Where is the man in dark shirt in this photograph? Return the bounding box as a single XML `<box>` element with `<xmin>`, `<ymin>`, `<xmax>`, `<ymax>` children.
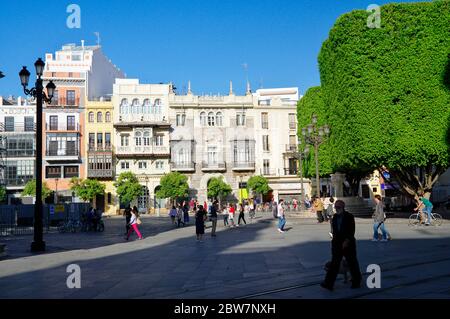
<box><xmin>210</xmin><ymin>201</ymin><xmax>218</xmax><ymax>237</ymax></box>
<box><xmin>321</xmin><ymin>200</ymin><xmax>362</xmax><ymax>291</ymax></box>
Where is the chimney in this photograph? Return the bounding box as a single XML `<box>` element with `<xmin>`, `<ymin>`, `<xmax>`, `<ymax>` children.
<box><xmin>17</xmin><ymin>96</ymin><xmax>22</xmax><ymax>106</ymax></box>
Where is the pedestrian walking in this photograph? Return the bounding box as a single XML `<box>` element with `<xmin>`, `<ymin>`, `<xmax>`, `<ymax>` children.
<box><xmin>123</xmin><ymin>205</ymin><xmax>132</xmax><ymax>235</ymax></box>
<box><xmin>293</xmin><ymin>198</ymin><xmax>298</xmax><ymax>211</ymax></box>
<box><xmin>326</xmin><ymin>197</ymin><xmax>336</xmax><ymax>238</ymax></box>
<box><xmin>126</xmin><ymin>206</ymin><xmax>143</xmax><ymax>240</ymax></box>
<box><xmin>210</xmin><ymin>200</ymin><xmax>218</xmax><ymax>237</ymax></box>
<box><xmin>176</xmin><ymin>204</ymin><xmax>185</xmax><ymax>228</ymax></box>
<box><xmin>321</xmin><ymin>200</ymin><xmax>362</xmax><ymax>291</ymax></box>
<box><xmin>223</xmin><ymin>205</ymin><xmax>229</xmax><ymax>226</ymax></box>
<box><xmin>228</xmin><ymin>203</ymin><xmax>236</xmax><ymax>227</ymax></box>
<box><xmin>313</xmin><ymin>196</ymin><xmax>325</xmax><ymax>223</ymax></box>
<box><xmin>183</xmin><ymin>201</ymin><xmax>190</xmax><ymax>224</ymax></box>
<box><xmin>169</xmin><ymin>205</ymin><xmax>177</xmax><ymax>225</ymax></box>
<box><xmin>372</xmin><ymin>195</ymin><xmax>390</xmax><ymax>241</ymax></box>
<box><xmin>277</xmin><ymin>199</ymin><xmax>286</xmax><ymax>233</ymax></box>
<box><xmin>195</xmin><ymin>205</ymin><xmax>207</xmax><ymax>242</ymax></box>
<box><xmin>238</xmin><ymin>203</ymin><xmax>247</xmax><ymax>225</ymax></box>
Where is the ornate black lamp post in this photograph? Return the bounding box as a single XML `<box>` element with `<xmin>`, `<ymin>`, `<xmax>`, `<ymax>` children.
<box><xmin>19</xmin><ymin>58</ymin><xmax>56</xmax><ymax>252</ymax></box>
<box><xmin>292</xmin><ymin>137</ymin><xmax>310</xmax><ymax>211</ymax></box>
<box><xmin>301</xmin><ymin>114</ymin><xmax>330</xmax><ymax>198</ymax></box>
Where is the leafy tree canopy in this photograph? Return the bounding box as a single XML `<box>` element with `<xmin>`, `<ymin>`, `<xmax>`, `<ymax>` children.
<box><xmin>156</xmin><ymin>172</ymin><xmax>189</xmax><ymax>201</ymax></box>
<box><xmin>247</xmin><ymin>175</ymin><xmax>271</xmax><ymax>196</ymax></box>
<box><xmin>114</xmin><ymin>172</ymin><xmax>143</xmax><ymax>205</ymax></box>
<box><xmin>21</xmin><ymin>179</ymin><xmax>52</xmax><ymax>200</ymax></box>
<box><xmin>70</xmin><ymin>178</ymin><xmax>105</xmax><ymax>202</ymax></box>
<box><xmin>317</xmin><ymin>0</ymin><xmax>450</xmax><ymax>196</ymax></box>
<box><xmin>207</xmin><ymin>177</ymin><xmax>232</xmax><ymax>200</ymax></box>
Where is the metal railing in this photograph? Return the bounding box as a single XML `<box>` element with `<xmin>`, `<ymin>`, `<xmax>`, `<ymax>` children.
<box><xmin>201</xmin><ymin>161</ymin><xmax>226</xmax><ymax>170</ymax></box>
<box><xmin>232</xmin><ymin>161</ymin><xmax>256</xmax><ymax>170</ymax></box>
<box><xmin>116</xmin><ymin>145</ymin><xmax>169</xmax><ymax>155</ymax></box>
<box><xmin>48</xmin><ymin>97</ymin><xmax>80</xmax><ymax>107</ymax></box>
<box><xmin>170</xmin><ymin>162</ymin><xmax>195</xmax><ymax>171</ymax></box>
<box><xmin>5</xmin><ymin>176</ymin><xmax>34</xmax><ymax>187</ymax></box>
<box><xmin>46</xmin><ymin>123</ymin><xmax>81</xmax><ymax>131</ymax></box>
<box><xmin>0</xmin><ymin>122</ymin><xmax>36</xmax><ymax>132</ymax></box>
<box><xmin>285</xmin><ymin>144</ymin><xmax>298</xmax><ymax>152</ymax></box>
<box><xmin>45</xmin><ymin>149</ymin><xmax>80</xmax><ymax>157</ymax></box>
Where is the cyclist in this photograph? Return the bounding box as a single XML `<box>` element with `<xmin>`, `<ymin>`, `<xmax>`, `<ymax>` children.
<box><xmin>414</xmin><ymin>194</ymin><xmax>433</xmax><ymax>226</ymax></box>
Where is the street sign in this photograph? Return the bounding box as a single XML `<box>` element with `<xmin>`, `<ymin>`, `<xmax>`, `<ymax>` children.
<box><xmin>55</xmin><ymin>205</ymin><xmax>65</xmax><ymax>213</ymax></box>
<box><xmin>382</xmin><ymin>171</ymin><xmax>390</xmax><ymax>179</ymax></box>
<box><xmin>239</xmin><ymin>182</ymin><xmax>247</xmax><ymax>189</ymax></box>
<box><xmin>49</xmin><ymin>205</ymin><xmax>55</xmax><ymax>215</ymax></box>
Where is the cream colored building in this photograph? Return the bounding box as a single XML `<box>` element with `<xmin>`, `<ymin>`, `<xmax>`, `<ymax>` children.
<box><xmin>112</xmin><ymin>79</ymin><xmax>171</xmax><ymax>213</ymax></box>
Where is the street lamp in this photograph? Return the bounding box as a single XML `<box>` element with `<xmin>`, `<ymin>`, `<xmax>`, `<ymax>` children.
<box><xmin>292</xmin><ymin>137</ymin><xmax>309</xmax><ymax>211</ymax></box>
<box><xmin>301</xmin><ymin>113</ymin><xmax>330</xmax><ymax>198</ymax></box>
<box><xmin>19</xmin><ymin>58</ymin><xmax>56</xmax><ymax>252</ymax></box>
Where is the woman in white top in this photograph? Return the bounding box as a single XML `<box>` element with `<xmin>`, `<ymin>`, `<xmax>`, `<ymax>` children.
<box><xmin>126</xmin><ymin>206</ymin><xmax>143</xmax><ymax>240</ymax></box>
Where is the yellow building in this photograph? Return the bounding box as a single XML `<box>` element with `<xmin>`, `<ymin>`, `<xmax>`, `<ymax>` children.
<box><xmin>85</xmin><ymin>98</ymin><xmax>119</xmax><ymax>215</ymax></box>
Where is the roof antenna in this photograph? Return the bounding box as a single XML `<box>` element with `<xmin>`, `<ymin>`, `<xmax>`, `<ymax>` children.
<box><xmin>94</xmin><ymin>32</ymin><xmax>101</xmax><ymax>46</ymax></box>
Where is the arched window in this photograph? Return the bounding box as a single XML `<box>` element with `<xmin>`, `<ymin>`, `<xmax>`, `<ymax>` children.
<box><xmin>135</xmin><ymin>131</ymin><xmax>142</xmax><ymax>146</ymax></box>
<box><xmin>200</xmin><ymin>112</ymin><xmax>206</xmax><ymax>126</ymax></box>
<box><xmin>143</xmin><ymin>131</ymin><xmax>150</xmax><ymax>146</ymax></box>
<box><xmin>105</xmin><ymin>112</ymin><xmax>111</xmax><ymax>122</ymax></box>
<box><xmin>208</xmin><ymin>112</ymin><xmax>215</xmax><ymax>126</ymax></box>
<box><xmin>154</xmin><ymin>99</ymin><xmax>161</xmax><ymax>114</ymax></box>
<box><xmin>120</xmin><ymin>98</ymin><xmax>128</xmax><ymax>114</ymax></box>
<box><xmin>97</xmin><ymin>112</ymin><xmax>102</xmax><ymax>123</ymax></box>
<box><xmin>143</xmin><ymin>99</ymin><xmax>150</xmax><ymax>114</ymax></box>
<box><xmin>132</xmin><ymin>99</ymin><xmax>139</xmax><ymax>114</ymax></box>
<box><xmin>88</xmin><ymin>112</ymin><xmax>94</xmax><ymax>123</ymax></box>
<box><xmin>216</xmin><ymin>112</ymin><xmax>223</xmax><ymax>126</ymax></box>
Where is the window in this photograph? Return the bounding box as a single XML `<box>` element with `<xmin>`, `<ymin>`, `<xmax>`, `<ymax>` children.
<box><xmin>66</xmin><ymin>90</ymin><xmax>76</xmax><ymax>105</ymax></box>
<box><xmin>4</xmin><ymin>117</ymin><xmax>14</xmax><ymax>132</ymax></box>
<box><xmin>207</xmin><ymin>146</ymin><xmax>218</xmax><ymax>164</ymax></box>
<box><xmin>236</xmin><ymin>113</ymin><xmax>246</xmax><ymax>126</ymax></box>
<box><xmin>263</xmin><ymin>135</ymin><xmax>269</xmax><ymax>151</ymax></box>
<box><xmin>143</xmin><ymin>99</ymin><xmax>150</xmax><ymax>114</ymax></box>
<box><xmin>132</xmin><ymin>99</ymin><xmax>140</xmax><ymax>114</ymax></box>
<box><xmin>107</xmin><ymin>193</ymin><xmax>112</xmax><ymax>204</ymax></box>
<box><xmin>89</xmin><ymin>133</ymin><xmax>95</xmax><ymax>150</ymax></box>
<box><xmin>121</xmin><ymin>161</ymin><xmax>130</xmax><ymax>169</ymax></box>
<box><xmin>49</xmin><ymin>116</ymin><xmax>58</xmax><ymax>130</ymax></box>
<box><xmin>68</xmin><ymin>72</ymin><xmax>73</xmax><ymax>77</ymax></box>
<box><xmin>200</xmin><ymin>112</ymin><xmax>206</xmax><ymax>126</ymax></box>
<box><xmin>67</xmin><ymin>116</ymin><xmax>76</xmax><ymax>130</ymax></box>
<box><xmin>138</xmin><ymin>161</ymin><xmax>147</xmax><ymax>169</ymax></box>
<box><xmin>97</xmin><ymin>112</ymin><xmax>103</xmax><ymax>123</ymax></box>
<box><xmin>154</xmin><ymin>99</ymin><xmax>161</xmax><ymax>113</ymax></box>
<box><xmin>135</xmin><ymin>131</ymin><xmax>142</xmax><ymax>146</ymax></box>
<box><xmin>208</xmin><ymin>112</ymin><xmax>215</xmax><ymax>126</ymax></box>
<box><xmin>121</xmin><ymin>134</ymin><xmax>129</xmax><ymax>147</ymax></box>
<box><xmin>143</xmin><ymin>131</ymin><xmax>150</xmax><ymax>146</ymax></box>
<box><xmin>88</xmin><ymin>112</ymin><xmax>94</xmax><ymax>123</ymax></box>
<box><xmin>51</xmin><ymin>90</ymin><xmax>59</xmax><ymax>105</ymax></box>
<box><xmin>216</xmin><ymin>112</ymin><xmax>223</xmax><ymax>126</ymax></box>
<box><xmin>105</xmin><ymin>112</ymin><xmax>111</xmax><ymax>122</ymax></box>
<box><xmin>24</xmin><ymin>117</ymin><xmax>34</xmax><ymax>132</ymax></box>
<box><xmin>233</xmin><ymin>139</ymin><xmax>254</xmax><ymax>164</ymax></box>
<box><xmin>97</xmin><ymin>133</ymin><xmax>103</xmax><ymax>149</ymax></box>
<box><xmin>261</xmin><ymin>112</ymin><xmax>269</xmax><ymax>129</ymax></box>
<box><xmin>105</xmin><ymin>133</ymin><xmax>111</xmax><ymax>149</ymax></box>
<box><xmin>120</xmin><ymin>99</ymin><xmax>128</xmax><ymax>114</ymax></box>
<box><xmin>46</xmin><ymin>166</ymin><xmax>61</xmax><ymax>178</ymax></box>
<box><xmin>64</xmin><ymin>166</ymin><xmax>79</xmax><ymax>178</ymax></box>
<box><xmin>289</xmin><ymin>135</ymin><xmax>297</xmax><ymax>150</ymax></box>
<box><xmin>176</xmin><ymin>114</ymin><xmax>186</xmax><ymax>126</ymax></box>
<box><xmin>155</xmin><ymin>135</ymin><xmax>163</xmax><ymax>146</ymax></box>
<box><xmin>66</xmin><ymin>140</ymin><xmax>76</xmax><ymax>155</ymax></box>
<box><xmin>289</xmin><ymin>113</ymin><xmax>296</xmax><ymax>129</ymax></box>
<box><xmin>176</xmin><ymin>148</ymin><xmax>189</xmax><ymax>164</ymax></box>
<box><xmin>263</xmin><ymin>159</ymin><xmax>270</xmax><ymax>175</ymax></box>
<box><xmin>156</xmin><ymin>161</ymin><xmax>164</xmax><ymax>169</ymax></box>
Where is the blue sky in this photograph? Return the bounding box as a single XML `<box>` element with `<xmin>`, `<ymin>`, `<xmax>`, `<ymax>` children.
<box><xmin>0</xmin><ymin>0</ymin><xmax>421</xmax><ymax>97</ymax></box>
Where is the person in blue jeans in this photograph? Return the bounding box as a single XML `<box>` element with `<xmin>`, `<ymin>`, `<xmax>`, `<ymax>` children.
<box><xmin>372</xmin><ymin>195</ymin><xmax>390</xmax><ymax>241</ymax></box>
<box><xmin>415</xmin><ymin>194</ymin><xmax>433</xmax><ymax>225</ymax></box>
<box><xmin>277</xmin><ymin>199</ymin><xmax>286</xmax><ymax>233</ymax></box>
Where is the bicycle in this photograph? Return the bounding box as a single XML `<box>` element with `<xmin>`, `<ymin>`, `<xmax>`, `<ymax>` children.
<box><xmin>58</xmin><ymin>219</ymin><xmax>82</xmax><ymax>233</ymax></box>
<box><xmin>408</xmin><ymin>209</ymin><xmax>442</xmax><ymax>227</ymax></box>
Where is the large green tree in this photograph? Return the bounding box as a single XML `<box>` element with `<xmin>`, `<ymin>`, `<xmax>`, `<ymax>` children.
<box><xmin>207</xmin><ymin>177</ymin><xmax>232</xmax><ymax>204</ymax></box>
<box><xmin>156</xmin><ymin>172</ymin><xmax>189</xmax><ymax>205</ymax></box>
<box><xmin>317</xmin><ymin>0</ymin><xmax>450</xmax><ymax>197</ymax></box>
<box><xmin>247</xmin><ymin>176</ymin><xmax>271</xmax><ymax>199</ymax></box>
<box><xmin>22</xmin><ymin>179</ymin><xmax>52</xmax><ymax>201</ymax></box>
<box><xmin>70</xmin><ymin>178</ymin><xmax>105</xmax><ymax>206</ymax></box>
<box><xmin>114</xmin><ymin>172</ymin><xmax>143</xmax><ymax>205</ymax></box>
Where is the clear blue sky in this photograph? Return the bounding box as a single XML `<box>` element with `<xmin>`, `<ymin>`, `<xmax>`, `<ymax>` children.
<box><xmin>0</xmin><ymin>0</ymin><xmax>421</xmax><ymax>97</ymax></box>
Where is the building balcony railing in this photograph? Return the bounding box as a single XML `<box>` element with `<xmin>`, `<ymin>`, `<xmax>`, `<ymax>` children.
<box><xmin>45</xmin><ymin>149</ymin><xmax>80</xmax><ymax>159</ymax></box>
<box><xmin>0</xmin><ymin>122</ymin><xmax>36</xmax><ymax>133</ymax></box>
<box><xmin>46</xmin><ymin>123</ymin><xmax>81</xmax><ymax>132</ymax></box>
<box><xmin>5</xmin><ymin>176</ymin><xmax>34</xmax><ymax>187</ymax></box>
<box><xmin>87</xmin><ymin>169</ymin><xmax>114</xmax><ymax>178</ymax></box>
<box><xmin>116</xmin><ymin>145</ymin><xmax>170</xmax><ymax>156</ymax></box>
<box><xmin>201</xmin><ymin>161</ymin><xmax>226</xmax><ymax>171</ymax></box>
<box><xmin>260</xmin><ymin>168</ymin><xmax>300</xmax><ymax>177</ymax></box>
<box><xmin>170</xmin><ymin>162</ymin><xmax>196</xmax><ymax>172</ymax></box>
<box><xmin>232</xmin><ymin>161</ymin><xmax>256</xmax><ymax>171</ymax></box>
<box><xmin>6</xmin><ymin>150</ymin><xmax>36</xmax><ymax>157</ymax></box>
<box><xmin>48</xmin><ymin>97</ymin><xmax>80</xmax><ymax>108</ymax></box>
<box><xmin>284</xmin><ymin>168</ymin><xmax>298</xmax><ymax>176</ymax></box>
<box><xmin>88</xmin><ymin>145</ymin><xmax>112</xmax><ymax>152</ymax></box>
<box><xmin>285</xmin><ymin>144</ymin><xmax>298</xmax><ymax>152</ymax></box>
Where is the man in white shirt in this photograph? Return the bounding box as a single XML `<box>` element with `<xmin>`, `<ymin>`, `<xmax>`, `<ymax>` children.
<box><xmin>277</xmin><ymin>199</ymin><xmax>286</xmax><ymax>233</ymax></box>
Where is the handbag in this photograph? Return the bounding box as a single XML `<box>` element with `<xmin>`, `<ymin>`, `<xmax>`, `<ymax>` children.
<box><xmin>137</xmin><ymin>218</ymin><xmax>142</xmax><ymax>225</ymax></box>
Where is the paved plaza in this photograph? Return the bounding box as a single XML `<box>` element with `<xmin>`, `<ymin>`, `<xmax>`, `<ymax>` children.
<box><xmin>1</xmin><ymin>212</ymin><xmax>450</xmax><ymax>299</ymax></box>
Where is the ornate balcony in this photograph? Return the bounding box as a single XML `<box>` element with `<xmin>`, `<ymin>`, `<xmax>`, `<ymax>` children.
<box><xmin>201</xmin><ymin>161</ymin><xmax>226</xmax><ymax>172</ymax></box>
<box><xmin>170</xmin><ymin>162</ymin><xmax>196</xmax><ymax>172</ymax></box>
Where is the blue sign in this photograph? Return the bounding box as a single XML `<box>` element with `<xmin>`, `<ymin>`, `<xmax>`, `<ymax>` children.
<box><xmin>382</xmin><ymin>172</ymin><xmax>390</xmax><ymax>179</ymax></box>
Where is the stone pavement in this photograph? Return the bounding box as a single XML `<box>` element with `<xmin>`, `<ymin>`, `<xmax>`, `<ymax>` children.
<box><xmin>0</xmin><ymin>212</ymin><xmax>450</xmax><ymax>299</ymax></box>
